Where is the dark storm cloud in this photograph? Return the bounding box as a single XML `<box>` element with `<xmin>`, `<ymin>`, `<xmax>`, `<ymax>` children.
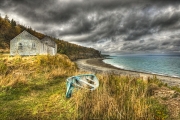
<box><xmin>57</xmin><ymin>16</ymin><xmax>95</xmax><ymax>36</ymax></box>
<box><xmin>1</xmin><ymin>0</ymin><xmax>180</xmax><ymax>54</ymax></box>
<box><xmin>173</xmin><ymin>40</ymin><xmax>180</xmax><ymax>46</ymax></box>
<box><xmin>162</xmin><ymin>42</ymin><xmax>170</xmax><ymax>46</ymax></box>
<box><xmin>139</xmin><ymin>40</ymin><xmax>144</xmax><ymax>43</ymax></box>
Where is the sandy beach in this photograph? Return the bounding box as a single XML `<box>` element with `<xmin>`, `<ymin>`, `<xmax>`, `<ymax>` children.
<box><xmin>75</xmin><ymin>58</ymin><xmax>180</xmax><ymax>87</ymax></box>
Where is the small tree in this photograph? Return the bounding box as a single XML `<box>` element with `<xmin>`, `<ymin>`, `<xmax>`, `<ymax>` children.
<box><xmin>4</xmin><ymin>15</ymin><xmax>10</xmax><ymax>23</ymax></box>
<box><xmin>11</xmin><ymin>19</ymin><xmax>16</xmax><ymax>27</ymax></box>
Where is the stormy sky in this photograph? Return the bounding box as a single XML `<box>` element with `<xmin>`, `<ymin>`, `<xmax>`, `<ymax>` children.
<box><xmin>1</xmin><ymin>0</ymin><xmax>180</xmax><ymax>55</ymax></box>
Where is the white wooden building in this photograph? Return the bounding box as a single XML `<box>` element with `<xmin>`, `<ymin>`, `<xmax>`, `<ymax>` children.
<box><xmin>10</xmin><ymin>30</ymin><xmax>57</xmax><ymax>56</ymax></box>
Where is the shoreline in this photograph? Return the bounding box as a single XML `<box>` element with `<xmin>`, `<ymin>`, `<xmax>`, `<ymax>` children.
<box><xmin>75</xmin><ymin>58</ymin><xmax>180</xmax><ymax>87</ymax></box>
<box><xmin>87</xmin><ymin>58</ymin><xmax>180</xmax><ymax>79</ymax></box>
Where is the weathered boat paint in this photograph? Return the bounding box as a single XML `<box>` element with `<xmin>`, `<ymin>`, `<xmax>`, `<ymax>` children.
<box><xmin>66</xmin><ymin>74</ymin><xmax>99</xmax><ymax>98</ymax></box>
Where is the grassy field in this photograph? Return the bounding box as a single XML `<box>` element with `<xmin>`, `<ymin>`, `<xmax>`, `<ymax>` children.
<box><xmin>0</xmin><ymin>54</ymin><xmax>179</xmax><ymax>119</ymax></box>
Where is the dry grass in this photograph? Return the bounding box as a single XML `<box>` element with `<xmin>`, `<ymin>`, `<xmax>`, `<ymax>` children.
<box><xmin>0</xmin><ymin>54</ymin><xmax>76</xmax><ymax>87</ymax></box>
<box><xmin>70</xmin><ymin>75</ymin><xmax>169</xmax><ymax>120</ymax></box>
<box><xmin>0</xmin><ymin>54</ymin><xmax>171</xmax><ymax>119</ymax></box>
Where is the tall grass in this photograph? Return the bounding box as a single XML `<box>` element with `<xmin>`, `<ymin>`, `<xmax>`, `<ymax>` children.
<box><xmin>71</xmin><ymin>75</ymin><xmax>169</xmax><ymax>120</ymax></box>
<box><xmin>0</xmin><ymin>54</ymin><xmax>169</xmax><ymax>119</ymax></box>
<box><xmin>0</xmin><ymin>54</ymin><xmax>76</xmax><ymax>87</ymax></box>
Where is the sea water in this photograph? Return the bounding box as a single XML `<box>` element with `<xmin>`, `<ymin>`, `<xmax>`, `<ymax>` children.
<box><xmin>103</xmin><ymin>55</ymin><xmax>180</xmax><ymax>78</ymax></box>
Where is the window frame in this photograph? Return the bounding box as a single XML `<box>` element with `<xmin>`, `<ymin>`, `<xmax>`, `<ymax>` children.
<box><xmin>32</xmin><ymin>43</ymin><xmax>36</xmax><ymax>50</ymax></box>
<box><xmin>18</xmin><ymin>43</ymin><xmax>23</xmax><ymax>50</ymax></box>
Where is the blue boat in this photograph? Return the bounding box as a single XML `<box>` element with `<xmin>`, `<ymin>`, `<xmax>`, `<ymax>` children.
<box><xmin>66</xmin><ymin>74</ymin><xmax>99</xmax><ymax>98</ymax></box>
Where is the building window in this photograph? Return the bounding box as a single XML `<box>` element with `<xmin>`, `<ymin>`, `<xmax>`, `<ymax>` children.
<box><xmin>18</xmin><ymin>43</ymin><xmax>23</xmax><ymax>50</ymax></box>
<box><xmin>32</xmin><ymin>43</ymin><xmax>36</xmax><ymax>49</ymax></box>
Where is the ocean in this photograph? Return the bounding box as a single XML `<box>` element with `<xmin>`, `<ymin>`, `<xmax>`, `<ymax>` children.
<box><xmin>103</xmin><ymin>55</ymin><xmax>180</xmax><ymax>78</ymax></box>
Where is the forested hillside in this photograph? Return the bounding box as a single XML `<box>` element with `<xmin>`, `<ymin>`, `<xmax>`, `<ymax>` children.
<box><xmin>0</xmin><ymin>15</ymin><xmax>101</xmax><ymax>60</ymax></box>
<box><xmin>55</xmin><ymin>39</ymin><xmax>101</xmax><ymax>60</ymax></box>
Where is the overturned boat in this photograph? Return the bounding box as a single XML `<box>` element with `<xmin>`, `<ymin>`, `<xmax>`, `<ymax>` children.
<box><xmin>66</xmin><ymin>74</ymin><xmax>99</xmax><ymax>98</ymax></box>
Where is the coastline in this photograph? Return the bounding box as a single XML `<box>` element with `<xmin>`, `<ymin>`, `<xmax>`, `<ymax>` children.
<box><xmin>75</xmin><ymin>58</ymin><xmax>180</xmax><ymax>87</ymax></box>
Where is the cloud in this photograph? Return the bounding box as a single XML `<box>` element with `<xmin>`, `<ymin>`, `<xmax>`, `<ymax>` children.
<box><xmin>1</xmin><ymin>0</ymin><xmax>180</xmax><ymax>54</ymax></box>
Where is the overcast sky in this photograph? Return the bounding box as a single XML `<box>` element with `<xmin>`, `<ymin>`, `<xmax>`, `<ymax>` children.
<box><xmin>1</xmin><ymin>0</ymin><xmax>180</xmax><ymax>55</ymax></box>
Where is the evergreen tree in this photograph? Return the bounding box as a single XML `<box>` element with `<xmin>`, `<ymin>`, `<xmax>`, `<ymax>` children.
<box><xmin>11</xmin><ymin>19</ymin><xmax>16</xmax><ymax>27</ymax></box>
<box><xmin>4</xmin><ymin>15</ymin><xmax>10</xmax><ymax>22</ymax></box>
